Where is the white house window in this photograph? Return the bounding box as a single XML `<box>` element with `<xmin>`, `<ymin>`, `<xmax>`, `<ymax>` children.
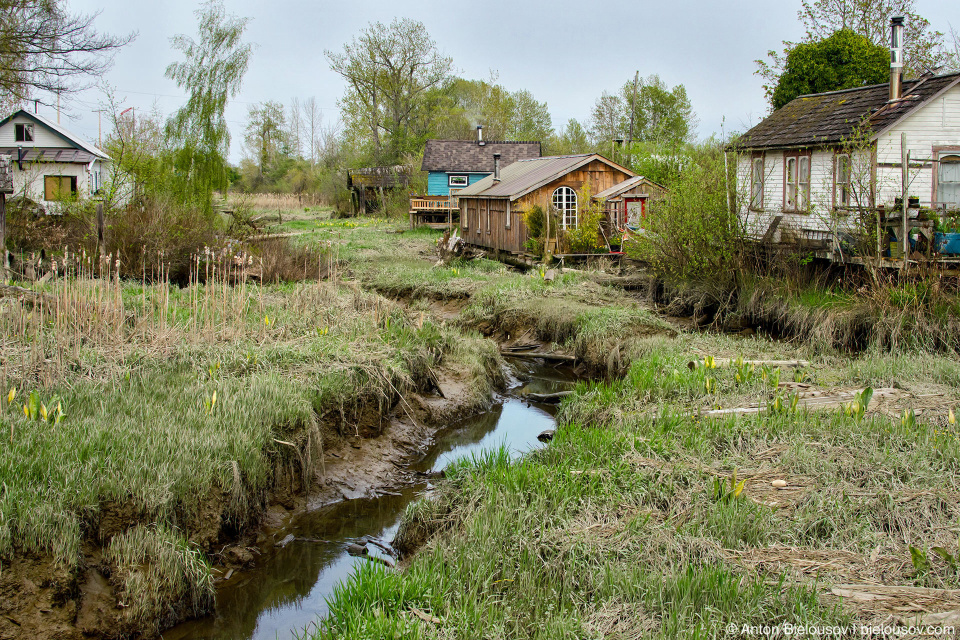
<box><xmin>15</xmin><ymin>123</ymin><xmax>34</xmax><ymax>142</ymax></box>
<box><xmin>553</xmin><ymin>186</ymin><xmax>577</xmax><ymax>229</ymax></box>
<box><xmin>784</xmin><ymin>153</ymin><xmax>810</xmax><ymax>212</ymax></box>
<box><xmin>750</xmin><ymin>156</ymin><xmax>764</xmax><ymax>210</ymax></box>
<box><xmin>939</xmin><ymin>155</ymin><xmax>960</xmax><ymax>208</ymax></box>
<box><xmin>836</xmin><ymin>154</ymin><xmax>851</xmax><ymax>208</ymax></box>
<box><xmin>44</xmin><ymin>175</ymin><xmax>77</xmax><ymax>201</ymax></box>
<box><xmin>448</xmin><ymin>175</ymin><xmax>468</xmax><ymax>187</ymax></box>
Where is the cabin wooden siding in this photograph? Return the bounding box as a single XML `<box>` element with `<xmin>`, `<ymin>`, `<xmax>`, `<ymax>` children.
<box><xmin>513</xmin><ymin>159</ymin><xmax>633</xmax><ymax>212</ymax></box>
<box><xmin>459</xmin><ymin>197</ymin><xmax>527</xmax><ymax>253</ymax></box>
<box><xmin>458</xmin><ymin>159</ymin><xmax>633</xmax><ymax>254</ymax></box>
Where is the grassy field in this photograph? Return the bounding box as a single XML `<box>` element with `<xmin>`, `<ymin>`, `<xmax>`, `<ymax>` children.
<box><xmin>313</xmin><ymin>330</ymin><xmax>960</xmax><ymax>639</ymax></box>
<box><xmin>7</xmin><ymin>210</ymin><xmax>960</xmax><ymax>638</ymax></box>
<box><xmin>0</xmin><ymin>228</ymin><xmax>501</xmax><ymax>633</ymax></box>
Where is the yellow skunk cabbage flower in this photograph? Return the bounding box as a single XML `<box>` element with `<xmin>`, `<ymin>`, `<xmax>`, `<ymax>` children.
<box><xmin>7</xmin><ymin>388</ymin><xmax>15</xmax><ymax>405</ymax></box>
<box><xmin>950</xmin><ymin>409</ymin><xmax>956</xmax><ymax>426</ymax></box>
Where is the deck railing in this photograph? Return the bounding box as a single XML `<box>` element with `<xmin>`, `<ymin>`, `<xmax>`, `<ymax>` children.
<box><xmin>410</xmin><ymin>194</ymin><xmax>459</xmax><ymax>212</ymax></box>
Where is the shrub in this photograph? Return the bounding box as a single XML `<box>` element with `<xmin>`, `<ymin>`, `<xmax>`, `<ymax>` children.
<box><xmin>631</xmin><ymin>141</ymin><xmax>743</xmax><ymax>283</ymax></box>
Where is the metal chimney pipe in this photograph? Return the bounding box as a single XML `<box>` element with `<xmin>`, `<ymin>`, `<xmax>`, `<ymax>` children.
<box><xmin>889</xmin><ymin>16</ymin><xmax>905</xmax><ymax>101</ymax></box>
<box><xmin>477</xmin><ymin>125</ymin><xmax>484</xmax><ymax>145</ymax></box>
<box><xmin>493</xmin><ymin>153</ymin><xmax>501</xmax><ymax>182</ymax></box>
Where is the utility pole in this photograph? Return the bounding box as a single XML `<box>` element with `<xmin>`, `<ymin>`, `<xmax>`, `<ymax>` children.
<box><xmin>901</xmin><ymin>132</ymin><xmax>909</xmax><ymax>272</ymax></box>
<box><xmin>628</xmin><ymin>70</ymin><xmax>639</xmax><ymax>145</ymax></box>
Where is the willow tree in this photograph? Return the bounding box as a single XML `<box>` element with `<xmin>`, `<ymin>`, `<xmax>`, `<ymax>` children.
<box><xmin>165</xmin><ymin>0</ymin><xmax>253</xmax><ymax>211</ymax></box>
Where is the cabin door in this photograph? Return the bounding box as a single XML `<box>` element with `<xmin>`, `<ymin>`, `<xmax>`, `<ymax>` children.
<box><xmin>623</xmin><ymin>196</ymin><xmax>646</xmax><ymax>227</ymax></box>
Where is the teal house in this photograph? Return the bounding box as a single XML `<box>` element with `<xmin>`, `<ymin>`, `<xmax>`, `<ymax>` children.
<box><xmin>421</xmin><ymin>128</ymin><xmax>541</xmax><ymax>196</ymax></box>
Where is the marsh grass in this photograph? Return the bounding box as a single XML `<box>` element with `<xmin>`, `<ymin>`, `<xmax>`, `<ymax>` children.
<box><xmin>0</xmin><ymin>226</ymin><xmax>502</xmax><ymax>633</ymax></box>
<box><xmin>317</xmin><ymin>330</ymin><xmax>960</xmax><ymax>638</ymax></box>
<box><xmin>105</xmin><ymin>524</ymin><xmax>214</xmax><ymax>632</ymax></box>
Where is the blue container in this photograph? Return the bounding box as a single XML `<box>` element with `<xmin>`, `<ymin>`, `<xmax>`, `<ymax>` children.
<box><xmin>936</xmin><ymin>232</ymin><xmax>960</xmax><ymax>255</ymax></box>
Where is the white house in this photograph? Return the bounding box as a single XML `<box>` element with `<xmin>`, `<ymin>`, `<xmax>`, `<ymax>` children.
<box><xmin>0</xmin><ymin>109</ymin><xmax>110</xmax><ymax>209</ymax></box>
<box><xmin>735</xmin><ymin>18</ymin><xmax>960</xmax><ymax>249</ymax></box>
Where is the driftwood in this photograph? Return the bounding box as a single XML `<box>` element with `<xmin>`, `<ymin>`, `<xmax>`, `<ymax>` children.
<box><xmin>501</xmin><ymin>350</ymin><xmax>577</xmax><ymax>363</ymax></box>
<box><xmin>0</xmin><ymin>283</ymin><xmax>56</xmax><ymax>306</ymax></box>
<box><xmin>712</xmin><ymin>358</ymin><xmax>811</xmax><ymax>368</ymax></box>
<box><xmin>526</xmin><ymin>391</ymin><xmax>573</xmax><ymax>404</ymax></box>
<box><xmin>358</xmin><ymin>535</ymin><xmax>397</xmax><ymax>558</ymax></box>
<box><xmin>502</xmin><ymin>343</ymin><xmax>540</xmax><ymax>352</ymax></box>
<box><xmin>705</xmin><ymin>387</ymin><xmax>901</xmax><ymax>416</ymax></box>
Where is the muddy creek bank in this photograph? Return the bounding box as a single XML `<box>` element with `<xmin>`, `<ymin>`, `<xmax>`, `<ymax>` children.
<box><xmin>165</xmin><ymin>361</ymin><xmax>576</xmax><ymax>640</ymax></box>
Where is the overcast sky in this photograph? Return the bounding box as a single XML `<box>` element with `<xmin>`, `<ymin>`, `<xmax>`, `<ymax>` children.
<box><xmin>56</xmin><ymin>0</ymin><xmax>958</xmax><ymax>162</ymax></box>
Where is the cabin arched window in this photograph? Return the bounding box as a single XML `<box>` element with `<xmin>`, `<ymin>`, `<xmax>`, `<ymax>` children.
<box><xmin>552</xmin><ymin>186</ymin><xmax>577</xmax><ymax>229</ymax></box>
<box><xmin>939</xmin><ymin>155</ymin><xmax>960</xmax><ymax>208</ymax></box>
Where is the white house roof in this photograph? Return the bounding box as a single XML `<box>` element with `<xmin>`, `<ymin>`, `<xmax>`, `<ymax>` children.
<box><xmin>0</xmin><ymin>109</ymin><xmax>110</xmax><ymax>160</ymax></box>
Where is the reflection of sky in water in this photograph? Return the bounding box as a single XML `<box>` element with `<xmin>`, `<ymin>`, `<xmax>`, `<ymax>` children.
<box><xmin>416</xmin><ymin>398</ymin><xmax>556</xmax><ymax>474</ymax></box>
<box><xmin>166</xmin><ymin>363</ymin><xmax>573</xmax><ymax>640</ymax></box>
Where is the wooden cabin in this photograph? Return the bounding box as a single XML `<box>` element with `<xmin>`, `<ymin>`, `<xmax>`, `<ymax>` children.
<box><xmin>594</xmin><ymin>175</ymin><xmax>667</xmax><ymax>229</ymax></box>
<box><xmin>347</xmin><ymin>165</ymin><xmax>413</xmax><ymax>214</ymax></box>
<box><xmin>455</xmin><ymin>153</ymin><xmax>637</xmax><ymax>255</ymax></box>
<box><xmin>410</xmin><ymin>128</ymin><xmax>541</xmax><ymax>228</ymax></box>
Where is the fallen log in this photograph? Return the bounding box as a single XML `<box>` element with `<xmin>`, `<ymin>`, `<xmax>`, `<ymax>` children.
<box><xmin>704</xmin><ymin>387</ymin><xmax>901</xmax><ymax>416</ymax></box>
<box><xmin>713</xmin><ymin>358</ymin><xmax>811</xmax><ymax>368</ymax></box>
<box><xmin>525</xmin><ymin>391</ymin><xmax>573</xmax><ymax>404</ymax></box>
<box><xmin>500</xmin><ymin>351</ymin><xmax>577</xmax><ymax>363</ymax></box>
<box><xmin>359</xmin><ymin>535</ymin><xmax>398</xmax><ymax>558</ymax></box>
<box><xmin>0</xmin><ymin>283</ymin><xmax>56</xmax><ymax>306</ymax></box>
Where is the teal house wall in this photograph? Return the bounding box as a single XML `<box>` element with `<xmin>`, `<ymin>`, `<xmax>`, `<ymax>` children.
<box><xmin>427</xmin><ymin>172</ymin><xmax>491</xmax><ymax>196</ymax></box>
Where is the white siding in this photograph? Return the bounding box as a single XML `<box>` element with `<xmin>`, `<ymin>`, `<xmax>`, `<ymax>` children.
<box><xmin>738</xmin><ymin>149</ymin><xmax>866</xmax><ymax>241</ymax></box>
<box><xmin>0</xmin><ymin>114</ymin><xmax>72</xmax><ymax>148</ymax></box>
<box><xmin>12</xmin><ymin>161</ymin><xmax>92</xmax><ymax>207</ymax></box>
<box><xmin>875</xmin><ymin>84</ymin><xmax>960</xmax><ymax>207</ymax></box>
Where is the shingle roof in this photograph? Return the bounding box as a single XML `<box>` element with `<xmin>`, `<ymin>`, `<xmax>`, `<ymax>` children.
<box><xmin>737</xmin><ymin>73</ymin><xmax>960</xmax><ymax>150</ymax></box>
<box><xmin>421</xmin><ymin>140</ymin><xmax>541</xmax><ymax>172</ymax></box>
<box><xmin>0</xmin><ymin>109</ymin><xmax>110</xmax><ymax>159</ymax></box>
<box><xmin>455</xmin><ymin>154</ymin><xmax>634</xmax><ymax>201</ymax></box>
<box><xmin>594</xmin><ymin>175</ymin><xmax>664</xmax><ymax>200</ymax></box>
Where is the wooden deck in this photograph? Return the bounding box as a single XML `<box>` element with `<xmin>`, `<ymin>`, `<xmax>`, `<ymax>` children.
<box><xmin>409</xmin><ymin>194</ymin><xmax>459</xmax><ymax>229</ymax></box>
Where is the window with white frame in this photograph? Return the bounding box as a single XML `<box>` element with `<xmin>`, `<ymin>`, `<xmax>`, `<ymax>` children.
<box><xmin>835</xmin><ymin>154</ymin><xmax>851</xmax><ymax>208</ymax></box>
<box><xmin>939</xmin><ymin>155</ymin><xmax>960</xmax><ymax>208</ymax></box>
<box><xmin>552</xmin><ymin>186</ymin><xmax>577</xmax><ymax>229</ymax></box>
<box><xmin>448</xmin><ymin>175</ymin><xmax>468</xmax><ymax>187</ymax></box>
<box><xmin>750</xmin><ymin>156</ymin><xmax>764</xmax><ymax>210</ymax></box>
<box><xmin>784</xmin><ymin>153</ymin><xmax>810</xmax><ymax>212</ymax></box>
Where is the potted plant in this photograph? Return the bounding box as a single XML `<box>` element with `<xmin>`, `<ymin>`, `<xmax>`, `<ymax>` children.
<box><xmin>936</xmin><ymin>210</ymin><xmax>960</xmax><ymax>255</ymax></box>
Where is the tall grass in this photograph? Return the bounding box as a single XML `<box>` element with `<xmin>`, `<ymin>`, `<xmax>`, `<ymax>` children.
<box><xmin>0</xmin><ymin>235</ymin><xmax>502</xmax><ymax>631</ymax></box>
<box><xmin>315</xmin><ymin>329</ymin><xmax>960</xmax><ymax>638</ymax></box>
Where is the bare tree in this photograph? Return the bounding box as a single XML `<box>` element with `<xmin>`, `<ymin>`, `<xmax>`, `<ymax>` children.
<box><xmin>302</xmin><ymin>96</ymin><xmax>321</xmax><ymax>164</ymax></box>
<box><xmin>0</xmin><ymin>0</ymin><xmax>134</xmax><ymax>104</ymax></box>
<box><xmin>288</xmin><ymin>97</ymin><xmax>303</xmax><ymax>160</ymax></box>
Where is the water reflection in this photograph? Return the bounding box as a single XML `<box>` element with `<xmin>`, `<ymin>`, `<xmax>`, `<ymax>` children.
<box><xmin>166</xmin><ymin>362</ymin><xmax>575</xmax><ymax>640</ymax></box>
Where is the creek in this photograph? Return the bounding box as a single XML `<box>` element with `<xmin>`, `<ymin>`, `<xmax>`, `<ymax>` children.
<box><xmin>165</xmin><ymin>361</ymin><xmax>577</xmax><ymax>640</ymax></box>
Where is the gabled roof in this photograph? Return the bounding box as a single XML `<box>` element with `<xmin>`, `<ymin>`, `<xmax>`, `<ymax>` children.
<box><xmin>455</xmin><ymin>153</ymin><xmax>634</xmax><ymax>201</ymax></box>
<box><xmin>736</xmin><ymin>72</ymin><xmax>960</xmax><ymax>151</ymax></box>
<box><xmin>594</xmin><ymin>175</ymin><xmax>665</xmax><ymax>200</ymax></box>
<box><xmin>0</xmin><ymin>109</ymin><xmax>110</xmax><ymax>159</ymax></box>
<box><xmin>421</xmin><ymin>139</ymin><xmax>540</xmax><ymax>173</ymax></box>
